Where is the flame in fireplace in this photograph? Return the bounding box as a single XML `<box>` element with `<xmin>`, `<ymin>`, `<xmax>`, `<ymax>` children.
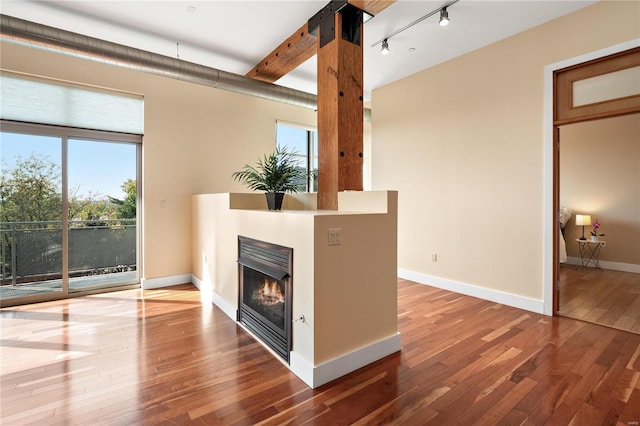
<box><xmin>254</xmin><ymin>278</ymin><xmax>285</xmax><ymax>305</ymax></box>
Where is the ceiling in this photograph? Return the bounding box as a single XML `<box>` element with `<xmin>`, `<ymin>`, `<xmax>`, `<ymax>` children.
<box><xmin>1</xmin><ymin>0</ymin><xmax>596</xmax><ymax>101</ymax></box>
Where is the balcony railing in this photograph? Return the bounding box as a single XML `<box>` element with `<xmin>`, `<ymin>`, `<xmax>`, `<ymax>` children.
<box><xmin>1</xmin><ymin>219</ymin><xmax>136</xmax><ymax>286</ymax></box>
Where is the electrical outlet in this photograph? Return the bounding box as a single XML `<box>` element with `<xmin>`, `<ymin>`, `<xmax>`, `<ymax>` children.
<box><xmin>432</xmin><ymin>253</ymin><xmax>438</xmax><ymax>262</ymax></box>
<box><xmin>328</xmin><ymin>228</ymin><xmax>342</xmax><ymax>246</ymax></box>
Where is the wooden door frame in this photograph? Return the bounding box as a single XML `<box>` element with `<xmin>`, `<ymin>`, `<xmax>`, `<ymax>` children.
<box><xmin>542</xmin><ymin>39</ymin><xmax>640</xmax><ymax>316</ymax></box>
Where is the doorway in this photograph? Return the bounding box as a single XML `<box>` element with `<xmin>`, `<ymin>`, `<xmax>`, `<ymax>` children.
<box><xmin>547</xmin><ymin>43</ymin><xmax>640</xmax><ymax>331</ymax></box>
<box><xmin>556</xmin><ymin>114</ymin><xmax>640</xmax><ymax>333</ymax></box>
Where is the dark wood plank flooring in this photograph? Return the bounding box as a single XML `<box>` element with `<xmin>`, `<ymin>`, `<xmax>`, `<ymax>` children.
<box><xmin>2</xmin><ymin>279</ymin><xmax>640</xmax><ymax>425</ymax></box>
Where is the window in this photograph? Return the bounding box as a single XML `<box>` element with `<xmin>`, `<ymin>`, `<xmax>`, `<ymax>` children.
<box><xmin>0</xmin><ymin>72</ymin><xmax>143</xmax><ymax>305</ymax></box>
<box><xmin>276</xmin><ymin>122</ymin><xmax>318</xmax><ymax>192</ymax></box>
<box><xmin>0</xmin><ymin>124</ymin><xmax>141</xmax><ymax>304</ymax></box>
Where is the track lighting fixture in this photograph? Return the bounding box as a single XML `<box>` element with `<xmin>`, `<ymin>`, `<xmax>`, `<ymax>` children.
<box><xmin>439</xmin><ymin>8</ymin><xmax>450</xmax><ymax>27</ymax></box>
<box><xmin>381</xmin><ymin>39</ymin><xmax>390</xmax><ymax>55</ymax></box>
<box><xmin>371</xmin><ymin>0</ymin><xmax>458</xmax><ymax>54</ymax></box>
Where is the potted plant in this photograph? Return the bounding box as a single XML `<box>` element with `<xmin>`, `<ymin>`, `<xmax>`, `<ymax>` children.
<box><xmin>590</xmin><ymin>219</ymin><xmax>605</xmax><ymax>241</ymax></box>
<box><xmin>232</xmin><ymin>147</ymin><xmax>309</xmax><ymax>210</ymax></box>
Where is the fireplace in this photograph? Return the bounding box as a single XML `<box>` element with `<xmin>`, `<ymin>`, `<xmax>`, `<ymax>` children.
<box><xmin>237</xmin><ymin>236</ymin><xmax>292</xmax><ymax>363</ymax></box>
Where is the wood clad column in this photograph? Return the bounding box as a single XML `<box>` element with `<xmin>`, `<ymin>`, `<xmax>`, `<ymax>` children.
<box><xmin>316</xmin><ymin>11</ymin><xmax>364</xmax><ymax>210</ymax></box>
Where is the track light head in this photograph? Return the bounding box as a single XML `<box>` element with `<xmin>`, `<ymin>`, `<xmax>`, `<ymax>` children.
<box><xmin>371</xmin><ymin>0</ymin><xmax>458</xmax><ymax>51</ymax></box>
<box><xmin>439</xmin><ymin>8</ymin><xmax>450</xmax><ymax>27</ymax></box>
<box><xmin>381</xmin><ymin>39</ymin><xmax>390</xmax><ymax>55</ymax></box>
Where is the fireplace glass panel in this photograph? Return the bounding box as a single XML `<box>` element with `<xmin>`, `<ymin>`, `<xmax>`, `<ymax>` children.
<box><xmin>243</xmin><ymin>267</ymin><xmax>286</xmax><ymax>330</ymax></box>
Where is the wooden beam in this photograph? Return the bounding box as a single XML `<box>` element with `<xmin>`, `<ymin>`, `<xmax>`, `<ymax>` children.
<box><xmin>317</xmin><ymin>11</ymin><xmax>364</xmax><ymax>210</ymax></box>
<box><xmin>245</xmin><ymin>1</ymin><xmax>396</xmax><ymax>209</ymax></box>
<box><xmin>245</xmin><ymin>23</ymin><xmax>316</xmax><ymax>84</ymax></box>
<box><xmin>348</xmin><ymin>0</ymin><xmax>396</xmax><ymax>16</ymax></box>
<box><xmin>245</xmin><ymin>1</ymin><xmax>396</xmax><ymax>84</ymax></box>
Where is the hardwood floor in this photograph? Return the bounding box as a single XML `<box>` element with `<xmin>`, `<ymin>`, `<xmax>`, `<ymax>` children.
<box><xmin>2</xmin><ymin>279</ymin><xmax>640</xmax><ymax>425</ymax></box>
<box><xmin>558</xmin><ymin>264</ymin><xmax>640</xmax><ymax>334</ymax></box>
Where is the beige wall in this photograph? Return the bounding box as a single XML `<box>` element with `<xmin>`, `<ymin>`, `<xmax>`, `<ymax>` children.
<box><xmin>561</xmin><ymin>114</ymin><xmax>640</xmax><ymax>266</ymax></box>
<box><xmin>192</xmin><ymin>193</ymin><xmax>317</xmax><ymax>364</ymax></box>
<box><xmin>191</xmin><ymin>192</ymin><xmax>398</xmax><ymax>381</ymax></box>
<box><xmin>314</xmin><ymin>191</ymin><xmax>398</xmax><ymax>362</ymax></box>
<box><xmin>0</xmin><ymin>42</ymin><xmax>317</xmax><ymax>282</ymax></box>
<box><xmin>371</xmin><ymin>1</ymin><xmax>640</xmax><ymax>301</ymax></box>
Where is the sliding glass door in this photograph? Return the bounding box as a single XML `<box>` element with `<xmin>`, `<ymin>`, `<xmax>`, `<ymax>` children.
<box><xmin>67</xmin><ymin>138</ymin><xmax>138</xmax><ymax>293</ymax></box>
<box><xmin>1</xmin><ymin>132</ymin><xmax>63</xmax><ymax>299</ymax></box>
<box><xmin>0</xmin><ymin>124</ymin><xmax>141</xmax><ymax>304</ymax></box>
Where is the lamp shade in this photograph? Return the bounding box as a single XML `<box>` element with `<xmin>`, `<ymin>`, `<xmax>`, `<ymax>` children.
<box><xmin>575</xmin><ymin>214</ymin><xmax>592</xmax><ymax>226</ymax></box>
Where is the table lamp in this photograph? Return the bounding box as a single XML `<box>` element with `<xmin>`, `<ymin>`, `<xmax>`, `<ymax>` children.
<box><xmin>575</xmin><ymin>214</ymin><xmax>591</xmax><ymax>240</ymax></box>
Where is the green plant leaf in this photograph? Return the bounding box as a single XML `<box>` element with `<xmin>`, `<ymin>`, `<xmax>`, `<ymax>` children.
<box><xmin>232</xmin><ymin>147</ymin><xmax>311</xmax><ymax>193</ymax></box>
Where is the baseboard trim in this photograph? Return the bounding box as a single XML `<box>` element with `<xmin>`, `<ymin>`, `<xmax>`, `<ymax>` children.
<box><xmin>190</xmin><ymin>273</ymin><xmax>203</xmax><ymax>291</ymax></box>
<box><xmin>565</xmin><ymin>257</ymin><xmax>640</xmax><ymax>274</ymax></box>
<box><xmin>190</xmin><ymin>274</ymin><xmax>237</xmax><ymax>319</ymax></box>
<box><xmin>398</xmin><ymin>269</ymin><xmax>544</xmax><ymax>314</ymax></box>
<box><xmin>291</xmin><ymin>332</ymin><xmax>402</xmax><ymax>388</ymax></box>
<box><xmin>141</xmin><ymin>274</ymin><xmax>192</xmax><ymax>290</ymax></box>
<box><xmin>289</xmin><ymin>351</ymin><xmax>314</xmax><ymax>388</ymax></box>
<box><xmin>212</xmin><ymin>290</ymin><xmax>237</xmax><ymax>320</ymax></box>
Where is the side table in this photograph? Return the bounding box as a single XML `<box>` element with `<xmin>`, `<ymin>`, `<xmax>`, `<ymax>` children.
<box><xmin>575</xmin><ymin>239</ymin><xmax>605</xmax><ymax>270</ymax></box>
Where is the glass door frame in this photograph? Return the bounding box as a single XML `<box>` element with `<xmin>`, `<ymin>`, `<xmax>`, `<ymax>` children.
<box><xmin>1</xmin><ymin>120</ymin><xmax>142</xmax><ymax>306</ymax></box>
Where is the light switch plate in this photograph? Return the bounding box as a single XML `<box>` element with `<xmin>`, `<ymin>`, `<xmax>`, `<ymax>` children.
<box><xmin>328</xmin><ymin>228</ymin><xmax>342</xmax><ymax>246</ymax></box>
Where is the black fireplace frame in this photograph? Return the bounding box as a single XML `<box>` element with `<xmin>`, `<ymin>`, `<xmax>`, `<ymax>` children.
<box><xmin>237</xmin><ymin>236</ymin><xmax>293</xmax><ymax>363</ymax></box>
